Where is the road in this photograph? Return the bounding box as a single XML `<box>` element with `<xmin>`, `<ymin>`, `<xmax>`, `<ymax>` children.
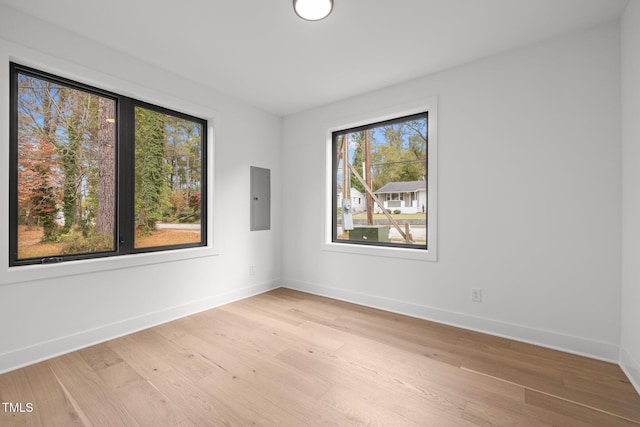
<box><xmin>156</xmin><ymin>223</ymin><xmax>201</xmax><ymax>230</ymax></box>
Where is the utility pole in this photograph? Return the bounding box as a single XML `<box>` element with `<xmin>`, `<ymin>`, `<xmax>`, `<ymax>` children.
<box><xmin>342</xmin><ymin>135</ymin><xmax>350</xmax><ymax>201</ymax></box>
<box><xmin>341</xmin><ymin>135</ymin><xmax>351</xmax><ymax>238</ymax></box>
<box><xmin>365</xmin><ymin>129</ymin><xmax>373</xmax><ymax>225</ymax></box>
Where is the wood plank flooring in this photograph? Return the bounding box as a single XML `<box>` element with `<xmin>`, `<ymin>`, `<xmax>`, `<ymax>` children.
<box><xmin>1</xmin><ymin>288</ymin><xmax>639</xmax><ymax>426</ymax></box>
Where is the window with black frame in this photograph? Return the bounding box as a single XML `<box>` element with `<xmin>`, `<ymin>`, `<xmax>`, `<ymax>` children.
<box><xmin>9</xmin><ymin>63</ymin><xmax>206</xmax><ymax>266</ymax></box>
<box><xmin>332</xmin><ymin>112</ymin><xmax>427</xmax><ymax>250</ymax></box>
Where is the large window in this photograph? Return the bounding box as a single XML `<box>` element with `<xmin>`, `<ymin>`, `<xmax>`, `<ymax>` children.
<box><xmin>9</xmin><ymin>63</ymin><xmax>207</xmax><ymax>266</ymax></box>
<box><xmin>332</xmin><ymin>112</ymin><xmax>428</xmax><ymax>250</ymax></box>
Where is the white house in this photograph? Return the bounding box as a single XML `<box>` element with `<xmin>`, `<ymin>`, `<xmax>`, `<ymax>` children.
<box><xmin>337</xmin><ymin>187</ymin><xmax>366</xmax><ymax>212</ymax></box>
<box><xmin>374</xmin><ymin>180</ymin><xmax>426</xmax><ymax>214</ymax></box>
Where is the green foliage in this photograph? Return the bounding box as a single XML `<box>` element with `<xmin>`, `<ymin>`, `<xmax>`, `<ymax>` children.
<box><xmin>135</xmin><ymin>107</ymin><xmax>169</xmax><ymax>232</ymax></box>
<box><xmin>29</xmin><ymin>165</ymin><xmax>59</xmax><ymax>242</ymax></box>
<box><xmin>189</xmin><ymin>192</ymin><xmax>201</xmax><ymax>214</ymax></box>
<box><xmin>344</xmin><ymin>120</ymin><xmax>427</xmax><ymax>194</ymax></box>
<box><xmin>78</xmin><ymin>214</ymin><xmax>92</xmax><ymax>237</ymax></box>
<box><xmin>135</xmin><ymin>107</ymin><xmax>203</xmax><ymax>230</ymax></box>
<box><xmin>134</xmin><ymin>107</ymin><xmax>204</xmax><ymax>231</ymax></box>
<box><xmin>85</xmin><ymin>166</ymin><xmax>100</xmax><ymax>223</ymax></box>
<box><xmin>372</xmin><ymin>142</ymin><xmax>424</xmax><ymax>191</ymax></box>
<box><xmin>34</xmin><ymin>202</ymin><xmax>57</xmax><ymax>242</ymax></box>
<box><xmin>348</xmin><ymin>132</ymin><xmax>366</xmax><ymax>193</ymax></box>
<box><xmin>60</xmin><ymin>109</ymin><xmax>81</xmax><ymax>232</ymax></box>
<box><xmin>61</xmin><ymin>232</ymin><xmax>113</xmax><ymax>254</ymax></box>
<box><xmin>393</xmin><ymin>210</ymin><xmax>401</xmax><ymax>215</ymax></box>
<box><xmin>177</xmin><ymin>212</ymin><xmax>199</xmax><ymax>223</ymax></box>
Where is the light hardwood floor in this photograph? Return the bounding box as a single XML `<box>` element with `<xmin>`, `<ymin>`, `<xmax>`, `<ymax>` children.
<box><xmin>1</xmin><ymin>288</ymin><xmax>639</xmax><ymax>426</ymax></box>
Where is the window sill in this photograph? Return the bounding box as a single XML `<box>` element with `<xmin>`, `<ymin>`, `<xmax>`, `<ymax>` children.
<box><xmin>322</xmin><ymin>241</ymin><xmax>436</xmax><ymax>261</ymax></box>
<box><xmin>1</xmin><ymin>246</ymin><xmax>219</xmax><ymax>286</ymax></box>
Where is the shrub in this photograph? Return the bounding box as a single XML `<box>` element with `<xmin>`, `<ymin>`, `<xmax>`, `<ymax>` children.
<box><xmin>61</xmin><ymin>233</ymin><xmax>113</xmax><ymax>254</ymax></box>
<box><xmin>393</xmin><ymin>209</ymin><xmax>401</xmax><ymax>215</ymax></box>
<box><xmin>177</xmin><ymin>212</ymin><xmax>199</xmax><ymax>223</ymax></box>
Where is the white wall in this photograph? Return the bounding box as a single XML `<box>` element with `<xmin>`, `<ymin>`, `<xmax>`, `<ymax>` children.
<box><xmin>282</xmin><ymin>22</ymin><xmax>622</xmax><ymax>361</ymax></box>
<box><xmin>0</xmin><ymin>5</ymin><xmax>281</xmax><ymax>373</ymax></box>
<box><xmin>621</xmin><ymin>0</ymin><xmax>640</xmax><ymax>392</ymax></box>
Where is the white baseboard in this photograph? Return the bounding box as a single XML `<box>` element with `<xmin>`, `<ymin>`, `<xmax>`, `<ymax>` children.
<box><xmin>2</xmin><ymin>278</ymin><xmax>626</xmax><ymax>379</ymax></box>
<box><xmin>282</xmin><ymin>278</ymin><xmax>620</xmax><ymax>363</ymax></box>
<box><xmin>0</xmin><ymin>280</ymin><xmax>280</xmax><ymax>375</ymax></box>
<box><xmin>620</xmin><ymin>347</ymin><xmax>640</xmax><ymax>396</ymax></box>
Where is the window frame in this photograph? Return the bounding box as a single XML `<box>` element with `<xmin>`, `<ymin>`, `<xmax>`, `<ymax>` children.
<box><xmin>324</xmin><ymin>99</ymin><xmax>438</xmax><ymax>261</ymax></box>
<box><xmin>8</xmin><ymin>62</ymin><xmax>209</xmax><ymax>269</ymax></box>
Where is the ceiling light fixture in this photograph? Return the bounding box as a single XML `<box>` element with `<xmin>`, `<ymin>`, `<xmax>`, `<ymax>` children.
<box><xmin>293</xmin><ymin>0</ymin><xmax>333</xmax><ymax>21</ymax></box>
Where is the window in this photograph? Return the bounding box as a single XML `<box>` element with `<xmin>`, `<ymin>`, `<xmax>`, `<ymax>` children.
<box><xmin>9</xmin><ymin>63</ymin><xmax>207</xmax><ymax>266</ymax></box>
<box><xmin>332</xmin><ymin>112</ymin><xmax>428</xmax><ymax>250</ymax></box>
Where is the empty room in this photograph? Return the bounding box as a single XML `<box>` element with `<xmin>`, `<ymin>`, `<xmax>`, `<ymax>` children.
<box><xmin>1</xmin><ymin>0</ymin><xmax>640</xmax><ymax>425</ymax></box>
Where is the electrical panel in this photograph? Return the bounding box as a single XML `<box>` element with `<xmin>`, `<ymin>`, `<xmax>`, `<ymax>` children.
<box><xmin>250</xmin><ymin>166</ymin><xmax>270</xmax><ymax>231</ymax></box>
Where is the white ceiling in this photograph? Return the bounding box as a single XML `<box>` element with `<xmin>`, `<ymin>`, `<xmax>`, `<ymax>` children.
<box><xmin>0</xmin><ymin>0</ymin><xmax>629</xmax><ymax>116</ymax></box>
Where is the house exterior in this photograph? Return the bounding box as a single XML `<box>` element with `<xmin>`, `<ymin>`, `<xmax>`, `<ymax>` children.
<box><xmin>374</xmin><ymin>180</ymin><xmax>426</xmax><ymax>214</ymax></box>
<box><xmin>337</xmin><ymin>187</ymin><xmax>366</xmax><ymax>212</ymax></box>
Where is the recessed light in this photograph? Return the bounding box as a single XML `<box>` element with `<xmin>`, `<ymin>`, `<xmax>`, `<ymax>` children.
<box><xmin>293</xmin><ymin>0</ymin><xmax>333</xmax><ymax>21</ymax></box>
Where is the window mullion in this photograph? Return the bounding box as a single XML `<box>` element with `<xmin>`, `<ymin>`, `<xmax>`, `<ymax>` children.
<box><xmin>118</xmin><ymin>97</ymin><xmax>135</xmax><ymax>254</ymax></box>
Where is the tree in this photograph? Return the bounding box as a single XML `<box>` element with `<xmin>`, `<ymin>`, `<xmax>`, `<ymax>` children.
<box><xmin>59</xmin><ymin>91</ymin><xmax>81</xmax><ymax>233</ymax></box>
<box><xmin>405</xmin><ymin>119</ymin><xmax>428</xmax><ymax>179</ymax></box>
<box><xmin>166</xmin><ymin>117</ymin><xmax>202</xmax><ymax>214</ymax></box>
<box><xmin>370</xmin><ymin>121</ymin><xmax>426</xmax><ymax>190</ymax></box>
<box><xmin>135</xmin><ymin>107</ymin><xmax>169</xmax><ymax>233</ymax></box>
<box><xmin>348</xmin><ymin>132</ymin><xmax>366</xmax><ymax>193</ymax></box>
<box><xmin>19</xmin><ymin>136</ymin><xmax>60</xmax><ymax>240</ymax></box>
<box><xmin>96</xmin><ymin>97</ymin><xmax>115</xmax><ymax>236</ymax></box>
<box><xmin>17</xmin><ymin>76</ymin><xmax>63</xmax><ymax>241</ymax></box>
<box><xmin>162</xmin><ymin>116</ymin><xmax>203</xmax><ymax>222</ymax></box>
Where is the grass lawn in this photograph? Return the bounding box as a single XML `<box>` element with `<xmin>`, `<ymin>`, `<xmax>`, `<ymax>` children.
<box><xmin>135</xmin><ymin>228</ymin><xmax>200</xmax><ymax>248</ymax></box>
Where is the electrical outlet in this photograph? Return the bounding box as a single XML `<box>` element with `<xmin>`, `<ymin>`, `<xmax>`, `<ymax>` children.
<box><xmin>471</xmin><ymin>288</ymin><xmax>482</xmax><ymax>302</ymax></box>
<box><xmin>249</xmin><ymin>265</ymin><xmax>255</xmax><ymax>276</ymax></box>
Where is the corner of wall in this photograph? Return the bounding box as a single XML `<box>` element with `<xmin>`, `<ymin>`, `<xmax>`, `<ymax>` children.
<box><xmin>621</xmin><ymin>0</ymin><xmax>640</xmax><ymax>397</ymax></box>
<box><xmin>620</xmin><ymin>347</ymin><xmax>640</xmax><ymax>395</ymax></box>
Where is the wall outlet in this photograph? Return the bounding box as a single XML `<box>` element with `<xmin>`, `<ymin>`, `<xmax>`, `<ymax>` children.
<box><xmin>471</xmin><ymin>288</ymin><xmax>482</xmax><ymax>302</ymax></box>
<box><xmin>249</xmin><ymin>265</ymin><xmax>255</xmax><ymax>276</ymax></box>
